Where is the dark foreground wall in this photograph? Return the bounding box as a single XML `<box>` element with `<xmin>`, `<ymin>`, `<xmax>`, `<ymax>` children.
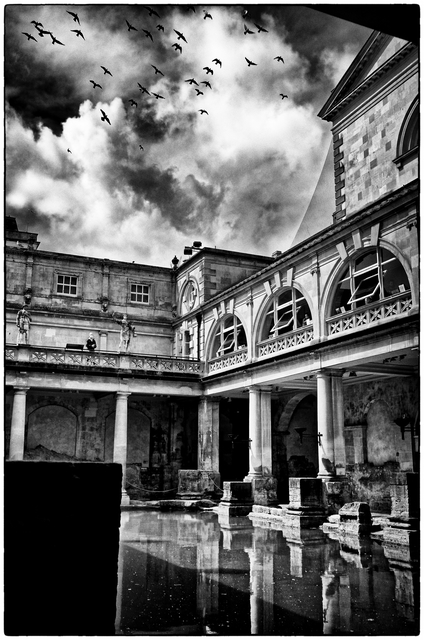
<box><xmin>4</xmin><ymin>461</ymin><xmax>122</xmax><ymax>635</ymax></box>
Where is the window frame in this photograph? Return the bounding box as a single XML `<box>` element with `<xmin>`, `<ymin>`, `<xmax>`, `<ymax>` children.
<box><xmin>330</xmin><ymin>247</ymin><xmax>411</xmax><ymax>315</ymax></box>
<box><xmin>129</xmin><ymin>282</ymin><xmax>151</xmax><ymax>305</ymax></box>
<box><xmin>262</xmin><ymin>288</ymin><xmax>311</xmax><ymax>340</ymax></box>
<box><xmin>55</xmin><ymin>272</ymin><xmax>80</xmax><ymax>297</ymax></box>
<box><xmin>212</xmin><ymin>315</ymin><xmax>247</xmax><ymax>358</ymax></box>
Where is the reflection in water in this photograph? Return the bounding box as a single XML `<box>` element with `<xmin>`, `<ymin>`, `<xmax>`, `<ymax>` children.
<box><xmin>115</xmin><ymin>510</ymin><xmax>419</xmax><ymax>635</ymax></box>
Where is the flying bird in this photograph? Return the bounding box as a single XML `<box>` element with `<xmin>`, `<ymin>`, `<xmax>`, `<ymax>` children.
<box><xmin>274</xmin><ymin>56</ymin><xmax>285</xmax><ymax>63</ymax></box>
<box><xmin>185</xmin><ymin>78</ymin><xmax>198</xmax><ymax>85</ymax></box>
<box><xmin>35</xmin><ymin>28</ymin><xmax>51</xmax><ymax>37</ymax></box>
<box><xmin>144</xmin><ymin>6</ymin><xmax>160</xmax><ymax>18</ymax></box>
<box><xmin>195</xmin><ymin>89</ymin><xmax>204</xmax><ymax>96</ymax></box>
<box><xmin>242</xmin><ymin>9</ymin><xmax>249</xmax><ymax>18</ymax></box>
<box><xmin>173</xmin><ymin>29</ymin><xmax>187</xmax><ymax>43</ymax></box>
<box><xmin>22</xmin><ymin>32</ymin><xmax>37</xmax><ymax>41</ymax></box>
<box><xmin>254</xmin><ymin>22</ymin><xmax>268</xmax><ymax>33</ymax></box>
<box><xmin>172</xmin><ymin>43</ymin><xmax>182</xmax><ymax>53</ymax></box>
<box><xmin>90</xmin><ymin>80</ymin><xmax>102</xmax><ymax>89</ymax></box>
<box><xmin>244</xmin><ymin>24</ymin><xmax>254</xmax><ymax>35</ymax></box>
<box><xmin>203</xmin><ymin>66</ymin><xmax>213</xmax><ymax>75</ymax></box>
<box><xmin>245</xmin><ymin>57</ymin><xmax>257</xmax><ymax>67</ymax></box>
<box><xmin>152</xmin><ymin>92</ymin><xmax>164</xmax><ymax>100</ymax></box>
<box><xmin>67</xmin><ymin>148</ymin><xmax>72</xmax><ymax>153</ymax></box>
<box><xmin>203</xmin><ymin>11</ymin><xmax>212</xmax><ymax>19</ymax></box>
<box><xmin>151</xmin><ymin>64</ymin><xmax>164</xmax><ymax>76</ymax></box>
<box><xmin>129</xmin><ymin>99</ymin><xmax>138</xmax><ymax>107</ymax></box>
<box><xmin>139</xmin><ymin>145</ymin><xmax>144</xmax><ymax>150</ymax></box>
<box><xmin>71</xmin><ymin>29</ymin><xmax>85</xmax><ymax>39</ymax></box>
<box><xmin>126</xmin><ymin>20</ymin><xmax>137</xmax><ymax>32</ymax></box>
<box><xmin>51</xmin><ymin>35</ymin><xmax>65</xmax><ymax>45</ymax></box>
<box><xmin>67</xmin><ymin>10</ymin><xmax>80</xmax><ymax>24</ymax></box>
<box><xmin>100</xmin><ymin>109</ymin><xmax>111</xmax><ymax>125</ymax></box>
<box><xmin>199</xmin><ymin>109</ymin><xmax>208</xmax><ymax>115</ymax></box>
<box><xmin>156</xmin><ymin>24</ymin><xmax>164</xmax><ymax>31</ymax></box>
<box><xmin>101</xmin><ymin>66</ymin><xmax>112</xmax><ymax>76</ymax></box>
<box><xmin>212</xmin><ymin>58</ymin><xmax>222</xmax><ymax>67</ymax></box>
<box><xmin>143</xmin><ymin>29</ymin><xmax>153</xmax><ymax>41</ymax></box>
<box><xmin>280</xmin><ymin>94</ymin><xmax>288</xmax><ymax>100</ymax></box>
<box><xmin>138</xmin><ymin>83</ymin><xmax>150</xmax><ymax>94</ymax></box>
<box><xmin>201</xmin><ymin>80</ymin><xmax>212</xmax><ymax>89</ymax></box>
<box><xmin>31</xmin><ymin>20</ymin><xmax>43</xmax><ymax>28</ymax></box>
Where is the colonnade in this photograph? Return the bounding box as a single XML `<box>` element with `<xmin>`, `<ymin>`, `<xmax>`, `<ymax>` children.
<box><xmin>8</xmin><ymin>367</ymin><xmax>346</xmax><ymax>505</ymax></box>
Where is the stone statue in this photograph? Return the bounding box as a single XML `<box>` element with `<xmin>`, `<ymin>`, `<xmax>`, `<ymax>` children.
<box><xmin>16</xmin><ymin>305</ymin><xmax>31</xmax><ymax>345</ymax></box>
<box><xmin>113</xmin><ymin>313</ymin><xmax>136</xmax><ymax>352</ymax></box>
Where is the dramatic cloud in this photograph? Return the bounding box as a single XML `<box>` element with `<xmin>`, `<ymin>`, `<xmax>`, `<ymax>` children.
<box><xmin>5</xmin><ymin>4</ymin><xmax>372</xmax><ymax>266</ymax></box>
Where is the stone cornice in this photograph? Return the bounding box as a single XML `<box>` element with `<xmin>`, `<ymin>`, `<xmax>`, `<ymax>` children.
<box><xmin>319</xmin><ymin>42</ymin><xmax>417</xmax><ymax>122</ymax></box>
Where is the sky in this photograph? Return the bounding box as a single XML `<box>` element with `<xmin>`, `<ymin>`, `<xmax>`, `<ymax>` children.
<box><xmin>5</xmin><ymin>3</ymin><xmax>374</xmax><ymax>267</ymax></box>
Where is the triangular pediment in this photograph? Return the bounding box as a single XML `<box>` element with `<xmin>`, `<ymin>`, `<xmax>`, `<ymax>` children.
<box><xmin>318</xmin><ymin>31</ymin><xmax>412</xmax><ymax>121</ymax></box>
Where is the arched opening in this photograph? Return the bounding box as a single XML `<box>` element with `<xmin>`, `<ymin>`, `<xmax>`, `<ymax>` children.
<box><xmin>219</xmin><ymin>398</ymin><xmax>250</xmax><ymax>481</ymax></box>
<box><xmin>260</xmin><ymin>287</ymin><xmax>312</xmax><ymax>341</ymax></box>
<box><xmin>275</xmin><ymin>393</ymin><xmax>318</xmax><ymax>501</ymax></box>
<box><xmin>329</xmin><ymin>247</ymin><xmax>411</xmax><ymax>316</ymax></box>
<box><xmin>104</xmin><ymin>408</ymin><xmax>151</xmax><ymax>464</ymax></box>
<box><xmin>211</xmin><ymin>314</ymin><xmax>247</xmax><ymax>359</ymax></box>
<box><xmin>394</xmin><ymin>96</ymin><xmax>418</xmax><ymax>167</ymax></box>
<box><xmin>26</xmin><ymin>405</ymin><xmax>77</xmax><ymax>459</ymax></box>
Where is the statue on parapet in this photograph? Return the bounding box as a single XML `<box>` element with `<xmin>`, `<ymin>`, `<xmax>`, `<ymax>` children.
<box><xmin>16</xmin><ymin>305</ymin><xmax>31</xmax><ymax>345</ymax></box>
<box><xmin>112</xmin><ymin>312</ymin><xmax>136</xmax><ymax>352</ymax></box>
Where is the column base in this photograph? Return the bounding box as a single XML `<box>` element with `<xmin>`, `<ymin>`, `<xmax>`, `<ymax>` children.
<box><xmin>120</xmin><ymin>491</ymin><xmax>131</xmax><ymax>507</ymax></box>
<box><xmin>248</xmin><ymin>475</ymin><xmax>278</xmax><ymax>506</ymax></box>
<box><xmin>218</xmin><ymin>481</ymin><xmax>253</xmax><ymax>516</ymax></box>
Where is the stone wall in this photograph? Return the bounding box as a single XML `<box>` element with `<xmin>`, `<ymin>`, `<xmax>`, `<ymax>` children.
<box><xmin>344</xmin><ymin>376</ymin><xmax>417</xmax><ymax>512</ymax></box>
<box><xmin>5</xmin><ymin>390</ymin><xmax>198</xmax><ymax>496</ymax></box>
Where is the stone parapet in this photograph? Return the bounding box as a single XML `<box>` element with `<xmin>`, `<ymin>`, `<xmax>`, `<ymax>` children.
<box><xmin>338</xmin><ymin>501</ymin><xmax>372</xmax><ymax>535</ymax></box>
<box><xmin>217</xmin><ymin>481</ymin><xmax>253</xmax><ymax>517</ymax></box>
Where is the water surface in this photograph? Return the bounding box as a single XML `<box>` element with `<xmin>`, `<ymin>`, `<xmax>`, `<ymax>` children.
<box><xmin>115</xmin><ymin>509</ymin><xmax>419</xmax><ymax>635</ymax></box>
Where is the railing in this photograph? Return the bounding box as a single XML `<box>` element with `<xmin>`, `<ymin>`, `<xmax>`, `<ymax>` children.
<box><xmin>208</xmin><ymin>348</ymin><xmax>248</xmax><ymax>373</ymax></box>
<box><xmin>5</xmin><ymin>345</ymin><xmax>204</xmax><ymax>375</ymax></box>
<box><xmin>326</xmin><ymin>292</ymin><xmax>413</xmax><ymax>336</ymax></box>
<box><xmin>257</xmin><ymin>326</ymin><xmax>314</xmax><ymax>358</ymax></box>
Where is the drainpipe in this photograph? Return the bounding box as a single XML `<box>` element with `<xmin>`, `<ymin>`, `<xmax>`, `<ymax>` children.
<box><xmin>196</xmin><ymin>313</ymin><xmax>202</xmax><ymax>360</ymax></box>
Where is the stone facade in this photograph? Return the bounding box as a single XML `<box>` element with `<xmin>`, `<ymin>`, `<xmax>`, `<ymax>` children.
<box><xmin>5</xmin><ymin>31</ymin><xmax>419</xmax><ymax>512</ymax></box>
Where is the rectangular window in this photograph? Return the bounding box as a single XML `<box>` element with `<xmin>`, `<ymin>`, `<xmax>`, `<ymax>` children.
<box><xmin>57</xmin><ymin>274</ymin><xmax>78</xmax><ymax>296</ymax></box>
<box><xmin>130</xmin><ymin>283</ymin><xmax>150</xmax><ymax>304</ymax></box>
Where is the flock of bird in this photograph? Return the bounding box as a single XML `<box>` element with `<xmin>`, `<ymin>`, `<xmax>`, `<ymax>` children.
<box><xmin>21</xmin><ymin>6</ymin><xmax>290</xmax><ymax>152</ymax></box>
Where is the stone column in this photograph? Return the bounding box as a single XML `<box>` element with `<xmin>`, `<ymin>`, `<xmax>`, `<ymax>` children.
<box><xmin>331</xmin><ymin>370</ymin><xmax>346</xmax><ymax>476</ymax></box>
<box><xmin>113</xmin><ymin>391</ymin><xmax>131</xmax><ymax>505</ymax></box>
<box><xmin>316</xmin><ymin>370</ymin><xmax>335</xmax><ymax>479</ymax></box>
<box><xmin>260</xmin><ymin>387</ymin><xmax>273</xmax><ymax>475</ymax></box>
<box><xmin>246</xmin><ymin>387</ymin><xmax>262</xmax><ymax>477</ymax></box>
<box><xmin>198</xmin><ymin>396</ymin><xmax>220</xmax><ymax>472</ymax></box>
<box><xmin>9</xmin><ymin>386</ymin><xmax>30</xmax><ymax>460</ymax></box>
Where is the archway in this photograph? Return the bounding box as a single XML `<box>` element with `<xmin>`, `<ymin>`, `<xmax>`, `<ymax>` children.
<box><xmin>275</xmin><ymin>393</ymin><xmax>318</xmax><ymax>501</ymax></box>
<box><xmin>26</xmin><ymin>405</ymin><xmax>78</xmax><ymax>458</ymax></box>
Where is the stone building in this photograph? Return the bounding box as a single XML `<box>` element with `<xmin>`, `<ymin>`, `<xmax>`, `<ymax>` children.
<box><xmin>5</xmin><ymin>30</ymin><xmax>418</xmax><ymax>513</ymax></box>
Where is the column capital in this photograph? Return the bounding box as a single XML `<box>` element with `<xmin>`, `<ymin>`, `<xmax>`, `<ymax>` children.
<box><xmin>314</xmin><ymin>368</ymin><xmax>344</xmax><ymax>378</ymax></box>
<box><xmin>116</xmin><ymin>390</ymin><xmax>131</xmax><ymax>398</ymax></box>
<box><xmin>13</xmin><ymin>385</ymin><xmax>30</xmax><ymax>393</ymax></box>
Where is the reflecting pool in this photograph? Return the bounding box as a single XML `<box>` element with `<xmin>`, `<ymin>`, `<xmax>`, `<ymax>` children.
<box><xmin>115</xmin><ymin>509</ymin><xmax>419</xmax><ymax>635</ymax></box>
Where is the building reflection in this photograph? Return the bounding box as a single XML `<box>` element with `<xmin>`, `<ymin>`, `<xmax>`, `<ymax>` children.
<box><xmin>115</xmin><ymin>510</ymin><xmax>419</xmax><ymax>635</ymax></box>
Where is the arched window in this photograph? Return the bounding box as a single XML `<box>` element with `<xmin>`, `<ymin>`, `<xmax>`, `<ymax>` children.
<box><xmin>180</xmin><ymin>280</ymin><xmax>198</xmax><ymax>314</ymax></box>
<box><xmin>212</xmin><ymin>315</ymin><xmax>247</xmax><ymax>358</ymax></box>
<box><xmin>330</xmin><ymin>247</ymin><xmax>410</xmax><ymax>315</ymax></box>
<box><xmin>261</xmin><ymin>288</ymin><xmax>312</xmax><ymax>341</ymax></box>
<box><xmin>394</xmin><ymin>97</ymin><xmax>419</xmax><ymax>168</ymax></box>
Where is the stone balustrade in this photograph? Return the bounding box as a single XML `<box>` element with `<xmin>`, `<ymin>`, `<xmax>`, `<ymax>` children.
<box><xmin>257</xmin><ymin>326</ymin><xmax>314</xmax><ymax>359</ymax></box>
<box><xmin>208</xmin><ymin>347</ymin><xmax>248</xmax><ymax>373</ymax></box>
<box><xmin>5</xmin><ymin>344</ymin><xmax>204</xmax><ymax>375</ymax></box>
<box><xmin>327</xmin><ymin>291</ymin><xmax>413</xmax><ymax>336</ymax></box>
